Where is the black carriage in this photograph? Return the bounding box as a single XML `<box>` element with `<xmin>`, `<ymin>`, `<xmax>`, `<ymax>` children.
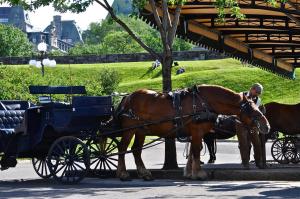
<box><xmin>0</xmin><ymin>85</ymin><xmax>119</xmax><ymax>184</ymax></box>
<box><xmin>271</xmin><ymin>133</ymin><xmax>300</xmax><ymax>165</ymax></box>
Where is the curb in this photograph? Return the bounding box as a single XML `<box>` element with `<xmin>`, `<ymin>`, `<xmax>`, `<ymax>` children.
<box><xmin>93</xmin><ymin>165</ymin><xmax>300</xmax><ymax>181</ymax></box>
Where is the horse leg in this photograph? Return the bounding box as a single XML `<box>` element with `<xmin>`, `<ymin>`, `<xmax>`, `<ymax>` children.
<box><xmin>236</xmin><ymin>123</ymin><xmax>251</xmax><ymax>169</ymax></box>
<box><xmin>204</xmin><ymin>135</ymin><xmax>216</xmax><ymax>163</ymax></box>
<box><xmin>191</xmin><ymin>132</ymin><xmax>207</xmax><ymax>180</ymax></box>
<box><xmin>250</xmin><ymin>131</ymin><xmax>264</xmax><ymax>169</ymax></box>
<box><xmin>184</xmin><ymin>144</ymin><xmax>193</xmax><ymax>178</ymax></box>
<box><xmin>116</xmin><ymin>130</ymin><xmax>134</xmax><ymax>181</ymax></box>
<box><xmin>132</xmin><ymin>132</ymin><xmax>153</xmax><ymax>181</ymax></box>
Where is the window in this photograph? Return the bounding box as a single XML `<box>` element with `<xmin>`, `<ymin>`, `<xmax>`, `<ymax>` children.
<box><xmin>0</xmin><ymin>18</ymin><xmax>8</xmax><ymax>23</ymax></box>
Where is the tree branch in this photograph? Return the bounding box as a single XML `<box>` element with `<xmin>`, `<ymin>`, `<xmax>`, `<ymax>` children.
<box><xmin>95</xmin><ymin>0</ymin><xmax>108</xmax><ymax>10</ymax></box>
<box><xmin>95</xmin><ymin>0</ymin><xmax>161</xmax><ymax>59</ymax></box>
<box><xmin>162</xmin><ymin>0</ymin><xmax>172</xmax><ymax>32</ymax></box>
<box><xmin>149</xmin><ymin>0</ymin><xmax>163</xmax><ymax>33</ymax></box>
<box><xmin>169</xmin><ymin>4</ymin><xmax>182</xmax><ymax>45</ymax></box>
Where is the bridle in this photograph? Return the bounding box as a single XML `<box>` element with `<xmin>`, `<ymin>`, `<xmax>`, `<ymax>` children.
<box><xmin>240</xmin><ymin>100</ymin><xmax>268</xmax><ymax>134</ymax></box>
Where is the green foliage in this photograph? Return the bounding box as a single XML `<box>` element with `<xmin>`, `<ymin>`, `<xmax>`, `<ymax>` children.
<box><xmin>79</xmin><ymin>15</ymin><xmax>193</xmax><ymax>55</ymax></box>
<box><xmin>98</xmin><ymin>68</ymin><xmax>122</xmax><ymax>95</ymax></box>
<box><xmin>0</xmin><ymin>59</ymin><xmax>299</xmax><ymax>104</ymax></box>
<box><xmin>68</xmin><ymin>43</ymin><xmax>104</xmax><ymax>55</ymax></box>
<box><xmin>102</xmin><ymin>31</ymin><xmax>144</xmax><ymax>54</ymax></box>
<box><xmin>48</xmin><ymin>50</ymin><xmax>66</xmax><ymax>56</ymax></box>
<box><xmin>0</xmin><ymin>24</ymin><xmax>33</xmax><ymax>57</ymax></box>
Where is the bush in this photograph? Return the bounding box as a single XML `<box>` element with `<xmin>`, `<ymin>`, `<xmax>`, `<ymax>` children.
<box><xmin>98</xmin><ymin>68</ymin><xmax>122</xmax><ymax>95</ymax></box>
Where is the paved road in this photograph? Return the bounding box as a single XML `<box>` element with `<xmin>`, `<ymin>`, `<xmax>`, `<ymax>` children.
<box><xmin>1</xmin><ymin>141</ymin><xmax>291</xmax><ymax>199</ymax></box>
<box><xmin>0</xmin><ymin>178</ymin><xmax>299</xmax><ymax>199</ymax></box>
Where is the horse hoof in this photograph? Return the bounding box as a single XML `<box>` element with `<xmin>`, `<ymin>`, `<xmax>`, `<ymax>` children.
<box><xmin>191</xmin><ymin>170</ymin><xmax>207</xmax><ymax>180</ymax></box>
<box><xmin>143</xmin><ymin>175</ymin><xmax>154</xmax><ymax>181</ymax></box>
<box><xmin>118</xmin><ymin>171</ymin><xmax>131</xmax><ymax>181</ymax></box>
<box><xmin>138</xmin><ymin>169</ymin><xmax>153</xmax><ymax>181</ymax></box>
<box><xmin>207</xmin><ymin>159</ymin><xmax>215</xmax><ymax>164</ymax></box>
<box><xmin>242</xmin><ymin>164</ymin><xmax>250</xmax><ymax>170</ymax></box>
<box><xmin>183</xmin><ymin>167</ymin><xmax>192</xmax><ymax>178</ymax></box>
<box><xmin>256</xmin><ymin>162</ymin><xmax>267</xmax><ymax>169</ymax></box>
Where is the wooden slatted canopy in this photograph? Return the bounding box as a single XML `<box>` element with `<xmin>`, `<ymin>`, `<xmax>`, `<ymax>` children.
<box><xmin>140</xmin><ymin>0</ymin><xmax>300</xmax><ymax>79</ymax></box>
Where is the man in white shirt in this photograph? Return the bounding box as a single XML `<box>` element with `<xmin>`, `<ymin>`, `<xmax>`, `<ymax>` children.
<box><xmin>243</xmin><ymin>83</ymin><xmax>263</xmax><ymax>107</ymax></box>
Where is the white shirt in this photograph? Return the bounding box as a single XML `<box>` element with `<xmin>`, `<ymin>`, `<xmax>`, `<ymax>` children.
<box><xmin>242</xmin><ymin>91</ymin><xmax>261</xmax><ymax>107</ymax></box>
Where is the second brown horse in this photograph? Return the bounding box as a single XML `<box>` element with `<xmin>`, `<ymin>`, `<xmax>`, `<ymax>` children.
<box><xmin>116</xmin><ymin>85</ymin><xmax>270</xmax><ymax>180</ymax></box>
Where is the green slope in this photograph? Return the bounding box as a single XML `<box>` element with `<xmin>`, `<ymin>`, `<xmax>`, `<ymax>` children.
<box><xmin>0</xmin><ymin>58</ymin><xmax>299</xmax><ymax>104</ymax></box>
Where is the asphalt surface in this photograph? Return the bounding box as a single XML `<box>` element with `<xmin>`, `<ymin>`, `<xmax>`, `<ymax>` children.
<box><xmin>1</xmin><ymin>141</ymin><xmax>299</xmax><ymax>199</ymax></box>
<box><xmin>0</xmin><ymin>178</ymin><xmax>300</xmax><ymax>199</ymax></box>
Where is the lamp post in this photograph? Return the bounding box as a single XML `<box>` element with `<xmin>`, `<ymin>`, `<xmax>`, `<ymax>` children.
<box><xmin>29</xmin><ymin>42</ymin><xmax>56</xmax><ymax>76</ymax></box>
<box><xmin>37</xmin><ymin>42</ymin><xmax>47</xmax><ymax>77</ymax></box>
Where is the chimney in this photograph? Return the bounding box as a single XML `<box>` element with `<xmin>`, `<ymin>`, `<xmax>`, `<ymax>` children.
<box><xmin>53</xmin><ymin>15</ymin><xmax>62</xmax><ymax>39</ymax></box>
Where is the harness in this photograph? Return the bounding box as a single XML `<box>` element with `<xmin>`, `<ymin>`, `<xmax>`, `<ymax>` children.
<box><xmin>118</xmin><ymin>86</ymin><xmax>218</xmax><ymax>142</ymax></box>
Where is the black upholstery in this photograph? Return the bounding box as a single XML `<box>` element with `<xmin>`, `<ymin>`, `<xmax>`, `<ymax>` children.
<box><xmin>1</xmin><ymin>100</ymin><xmax>31</xmax><ymax>110</ymax></box>
<box><xmin>0</xmin><ymin>110</ymin><xmax>25</xmax><ymax>135</ymax></box>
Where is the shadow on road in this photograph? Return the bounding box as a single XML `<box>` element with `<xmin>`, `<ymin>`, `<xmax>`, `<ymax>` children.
<box><xmin>204</xmin><ymin>182</ymin><xmax>300</xmax><ymax>198</ymax></box>
<box><xmin>0</xmin><ymin>178</ymin><xmax>298</xmax><ymax>198</ymax></box>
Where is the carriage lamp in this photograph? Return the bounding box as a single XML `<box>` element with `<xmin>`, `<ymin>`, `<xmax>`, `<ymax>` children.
<box><xmin>29</xmin><ymin>42</ymin><xmax>56</xmax><ymax>76</ymax></box>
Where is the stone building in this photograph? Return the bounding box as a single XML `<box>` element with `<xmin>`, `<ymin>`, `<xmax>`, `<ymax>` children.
<box><xmin>0</xmin><ymin>6</ymin><xmax>82</xmax><ymax>52</ymax></box>
<box><xmin>0</xmin><ymin>6</ymin><xmax>32</xmax><ymax>32</ymax></box>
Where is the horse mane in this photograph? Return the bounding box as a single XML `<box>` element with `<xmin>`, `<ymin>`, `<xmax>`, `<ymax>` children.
<box><xmin>196</xmin><ymin>84</ymin><xmax>242</xmax><ymax>103</ymax></box>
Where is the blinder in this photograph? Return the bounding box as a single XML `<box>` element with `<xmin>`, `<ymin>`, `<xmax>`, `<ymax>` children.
<box><xmin>240</xmin><ymin>101</ymin><xmax>265</xmax><ymax>133</ymax></box>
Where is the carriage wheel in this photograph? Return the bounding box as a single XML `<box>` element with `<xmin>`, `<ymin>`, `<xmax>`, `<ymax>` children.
<box><xmin>283</xmin><ymin>137</ymin><xmax>300</xmax><ymax>164</ymax></box>
<box><xmin>32</xmin><ymin>157</ymin><xmax>52</xmax><ymax>179</ymax></box>
<box><xmin>47</xmin><ymin>136</ymin><xmax>90</xmax><ymax>184</ymax></box>
<box><xmin>271</xmin><ymin>138</ymin><xmax>289</xmax><ymax>164</ymax></box>
<box><xmin>88</xmin><ymin>137</ymin><xmax>119</xmax><ymax>177</ymax></box>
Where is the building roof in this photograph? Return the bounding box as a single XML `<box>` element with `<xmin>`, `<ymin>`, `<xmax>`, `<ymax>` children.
<box><xmin>44</xmin><ymin>19</ymin><xmax>83</xmax><ymax>44</ymax></box>
<box><xmin>141</xmin><ymin>0</ymin><xmax>300</xmax><ymax>79</ymax></box>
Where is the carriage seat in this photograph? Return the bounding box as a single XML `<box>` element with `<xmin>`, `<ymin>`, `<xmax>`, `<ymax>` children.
<box><xmin>0</xmin><ymin>110</ymin><xmax>25</xmax><ymax>135</ymax></box>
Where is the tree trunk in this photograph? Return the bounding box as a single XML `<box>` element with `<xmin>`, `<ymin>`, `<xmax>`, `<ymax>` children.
<box><xmin>162</xmin><ymin>53</ymin><xmax>179</xmax><ymax>170</ymax></box>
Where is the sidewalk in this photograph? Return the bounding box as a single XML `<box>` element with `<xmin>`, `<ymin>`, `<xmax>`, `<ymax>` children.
<box><xmin>113</xmin><ymin>141</ymin><xmax>300</xmax><ymax>181</ymax></box>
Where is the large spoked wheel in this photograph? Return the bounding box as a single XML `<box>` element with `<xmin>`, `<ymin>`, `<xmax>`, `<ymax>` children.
<box><xmin>32</xmin><ymin>157</ymin><xmax>52</xmax><ymax>179</ymax></box>
<box><xmin>47</xmin><ymin>136</ymin><xmax>90</xmax><ymax>184</ymax></box>
<box><xmin>88</xmin><ymin>137</ymin><xmax>119</xmax><ymax>177</ymax></box>
<box><xmin>283</xmin><ymin>137</ymin><xmax>300</xmax><ymax>164</ymax></box>
<box><xmin>271</xmin><ymin>138</ymin><xmax>289</xmax><ymax>164</ymax></box>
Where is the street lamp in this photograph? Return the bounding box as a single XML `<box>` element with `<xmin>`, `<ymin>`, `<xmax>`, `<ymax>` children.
<box><xmin>29</xmin><ymin>42</ymin><xmax>56</xmax><ymax>76</ymax></box>
<box><xmin>37</xmin><ymin>42</ymin><xmax>47</xmax><ymax>77</ymax></box>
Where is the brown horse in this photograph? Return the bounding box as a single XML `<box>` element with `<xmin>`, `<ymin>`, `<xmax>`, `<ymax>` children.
<box><xmin>203</xmin><ymin>102</ymin><xmax>300</xmax><ymax>165</ymax></box>
<box><xmin>115</xmin><ymin>85</ymin><xmax>270</xmax><ymax>180</ymax></box>
<box><xmin>264</xmin><ymin>102</ymin><xmax>300</xmax><ymax>140</ymax></box>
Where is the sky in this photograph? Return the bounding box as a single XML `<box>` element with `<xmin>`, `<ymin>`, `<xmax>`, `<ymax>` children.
<box><xmin>1</xmin><ymin>0</ymin><xmax>114</xmax><ymax>31</ymax></box>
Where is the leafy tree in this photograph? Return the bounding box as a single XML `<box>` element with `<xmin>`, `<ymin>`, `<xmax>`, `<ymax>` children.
<box><xmin>0</xmin><ymin>24</ymin><xmax>33</xmax><ymax>57</ymax></box>
<box><xmin>102</xmin><ymin>31</ymin><xmax>144</xmax><ymax>54</ymax></box>
<box><xmin>82</xmin><ymin>15</ymin><xmax>193</xmax><ymax>54</ymax></box>
<box><xmin>68</xmin><ymin>43</ymin><xmax>104</xmax><ymax>55</ymax></box>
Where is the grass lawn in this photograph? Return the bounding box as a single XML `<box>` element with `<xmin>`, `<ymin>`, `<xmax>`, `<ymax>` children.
<box><xmin>0</xmin><ymin>58</ymin><xmax>299</xmax><ymax>104</ymax></box>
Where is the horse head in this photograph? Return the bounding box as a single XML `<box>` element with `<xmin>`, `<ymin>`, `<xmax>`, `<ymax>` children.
<box><xmin>239</xmin><ymin>94</ymin><xmax>270</xmax><ymax>134</ymax></box>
